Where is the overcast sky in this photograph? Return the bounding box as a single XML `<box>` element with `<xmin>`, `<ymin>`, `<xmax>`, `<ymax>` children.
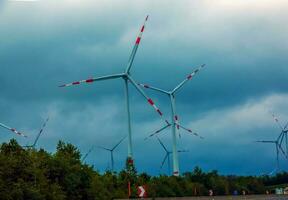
<box><xmin>0</xmin><ymin>0</ymin><xmax>288</xmax><ymax>175</ymax></box>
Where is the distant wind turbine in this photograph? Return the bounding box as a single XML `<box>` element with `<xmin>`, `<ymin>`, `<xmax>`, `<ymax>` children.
<box><xmin>156</xmin><ymin>136</ymin><xmax>188</xmax><ymax>175</ymax></box>
<box><xmin>255</xmin><ymin>139</ymin><xmax>286</xmax><ymax>172</ymax></box>
<box><xmin>271</xmin><ymin>114</ymin><xmax>288</xmax><ymax>155</ymax></box>
<box><xmin>97</xmin><ymin>136</ymin><xmax>126</xmax><ymax>171</ymax></box>
<box><xmin>139</xmin><ymin>64</ymin><xmax>205</xmax><ymax>176</ymax></box>
<box><xmin>255</xmin><ymin>113</ymin><xmax>288</xmax><ymax>173</ymax></box>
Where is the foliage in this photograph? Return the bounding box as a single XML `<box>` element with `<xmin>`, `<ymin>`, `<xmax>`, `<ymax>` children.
<box><xmin>0</xmin><ymin>139</ymin><xmax>286</xmax><ymax>199</ymax></box>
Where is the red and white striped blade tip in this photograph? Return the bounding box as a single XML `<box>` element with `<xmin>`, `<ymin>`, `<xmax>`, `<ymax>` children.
<box><xmin>11</xmin><ymin>128</ymin><xmax>27</xmax><ymax>138</ymax></box>
<box><xmin>59</xmin><ymin>78</ymin><xmax>95</xmax><ymax>87</ymax></box>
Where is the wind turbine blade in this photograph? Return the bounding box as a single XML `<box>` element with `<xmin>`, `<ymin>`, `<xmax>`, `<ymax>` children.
<box><xmin>82</xmin><ymin>146</ymin><xmax>94</xmax><ymax>162</ymax></box>
<box><xmin>156</xmin><ymin>136</ymin><xmax>169</xmax><ymax>153</ymax></box>
<box><xmin>59</xmin><ymin>73</ymin><xmax>124</xmax><ymax>87</ymax></box>
<box><xmin>278</xmin><ymin>144</ymin><xmax>287</xmax><ymax>159</ymax></box>
<box><xmin>112</xmin><ymin>136</ymin><xmax>126</xmax><ymax>151</ymax></box>
<box><xmin>255</xmin><ymin>140</ymin><xmax>275</xmax><ymax>143</ymax></box>
<box><xmin>0</xmin><ymin>122</ymin><xmax>27</xmax><ymax>138</ymax></box>
<box><xmin>178</xmin><ymin>150</ymin><xmax>189</xmax><ymax>153</ymax></box>
<box><xmin>172</xmin><ymin>64</ymin><xmax>205</xmax><ymax>94</ymax></box>
<box><xmin>138</xmin><ymin>83</ymin><xmax>169</xmax><ymax>95</ymax></box>
<box><xmin>284</xmin><ymin>121</ymin><xmax>288</xmax><ymax>130</ymax></box>
<box><xmin>276</xmin><ymin>131</ymin><xmax>284</xmax><ymax>144</ymax></box>
<box><xmin>144</xmin><ymin>124</ymin><xmax>171</xmax><ymax>140</ymax></box>
<box><xmin>271</xmin><ymin>113</ymin><xmax>284</xmax><ymax>131</ymax></box>
<box><xmin>128</xmin><ymin>75</ymin><xmax>169</xmax><ymax>125</ymax></box>
<box><xmin>160</xmin><ymin>153</ymin><xmax>168</xmax><ymax>169</ymax></box>
<box><xmin>32</xmin><ymin>117</ymin><xmax>49</xmax><ymax>147</ymax></box>
<box><xmin>177</xmin><ymin>124</ymin><xmax>204</xmax><ymax>139</ymax></box>
<box><xmin>279</xmin><ymin>132</ymin><xmax>285</xmax><ymax>147</ymax></box>
<box><xmin>125</xmin><ymin>15</ymin><xmax>149</xmax><ymax>73</ymax></box>
<box><xmin>96</xmin><ymin>146</ymin><xmax>111</xmax><ymax>151</ymax></box>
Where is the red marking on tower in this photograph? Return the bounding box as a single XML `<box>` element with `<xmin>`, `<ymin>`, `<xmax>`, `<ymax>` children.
<box><xmin>128</xmin><ymin>158</ymin><xmax>134</xmax><ymax>164</ymax></box>
<box><xmin>173</xmin><ymin>171</ymin><xmax>179</xmax><ymax>175</ymax></box>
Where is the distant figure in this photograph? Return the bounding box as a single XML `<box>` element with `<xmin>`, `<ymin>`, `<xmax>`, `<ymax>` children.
<box><xmin>266</xmin><ymin>190</ymin><xmax>269</xmax><ymax>195</ymax></box>
<box><xmin>233</xmin><ymin>190</ymin><xmax>238</xmax><ymax>195</ymax></box>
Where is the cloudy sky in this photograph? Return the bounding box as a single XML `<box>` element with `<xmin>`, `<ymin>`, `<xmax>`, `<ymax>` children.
<box><xmin>0</xmin><ymin>0</ymin><xmax>288</xmax><ymax>175</ymax></box>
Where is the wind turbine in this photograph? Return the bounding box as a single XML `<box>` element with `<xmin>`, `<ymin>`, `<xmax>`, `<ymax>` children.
<box><xmin>139</xmin><ymin>64</ymin><xmax>205</xmax><ymax>176</ymax></box>
<box><xmin>97</xmin><ymin>136</ymin><xmax>126</xmax><ymax>171</ymax></box>
<box><xmin>59</xmin><ymin>16</ymin><xmax>168</xmax><ymax>167</ymax></box>
<box><xmin>271</xmin><ymin>114</ymin><xmax>288</xmax><ymax>156</ymax></box>
<box><xmin>255</xmin><ymin>113</ymin><xmax>288</xmax><ymax>175</ymax></box>
<box><xmin>255</xmin><ymin>139</ymin><xmax>286</xmax><ymax>172</ymax></box>
<box><xmin>255</xmin><ymin>113</ymin><xmax>288</xmax><ymax>172</ymax></box>
<box><xmin>0</xmin><ymin>122</ymin><xmax>27</xmax><ymax>138</ymax></box>
<box><xmin>157</xmin><ymin>136</ymin><xmax>188</xmax><ymax>175</ymax></box>
<box><xmin>23</xmin><ymin>117</ymin><xmax>49</xmax><ymax>149</ymax></box>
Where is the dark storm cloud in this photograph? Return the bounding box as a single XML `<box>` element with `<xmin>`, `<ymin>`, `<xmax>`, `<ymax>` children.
<box><xmin>0</xmin><ymin>0</ymin><xmax>288</xmax><ymax>174</ymax></box>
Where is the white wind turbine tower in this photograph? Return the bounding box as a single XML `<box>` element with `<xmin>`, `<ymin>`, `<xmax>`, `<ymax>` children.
<box><xmin>0</xmin><ymin>122</ymin><xmax>27</xmax><ymax>138</ymax></box>
<box><xmin>156</xmin><ymin>136</ymin><xmax>188</xmax><ymax>175</ymax></box>
<box><xmin>97</xmin><ymin>136</ymin><xmax>126</xmax><ymax>171</ymax></box>
<box><xmin>59</xmin><ymin>16</ymin><xmax>168</xmax><ymax>167</ymax></box>
<box><xmin>139</xmin><ymin>64</ymin><xmax>205</xmax><ymax>176</ymax></box>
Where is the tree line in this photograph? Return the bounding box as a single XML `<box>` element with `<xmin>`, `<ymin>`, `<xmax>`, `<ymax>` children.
<box><xmin>0</xmin><ymin>139</ymin><xmax>287</xmax><ymax>199</ymax></box>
